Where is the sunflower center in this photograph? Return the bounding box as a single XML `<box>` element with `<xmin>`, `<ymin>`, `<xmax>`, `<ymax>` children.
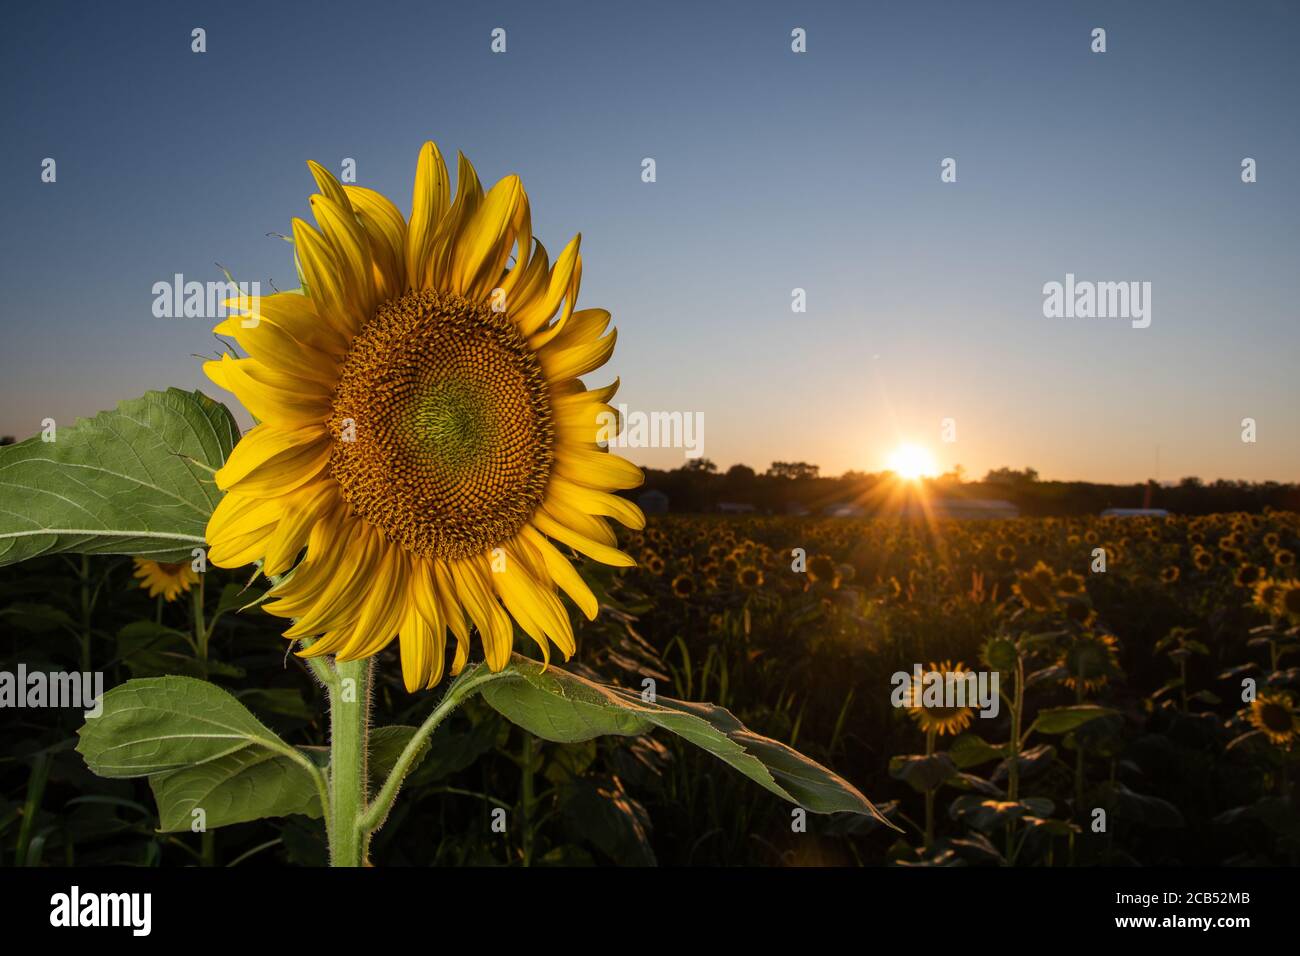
<box><xmin>1258</xmin><ymin>702</ymin><xmax>1292</xmax><ymax>733</ymax></box>
<box><xmin>328</xmin><ymin>289</ymin><xmax>554</xmax><ymax>560</ymax></box>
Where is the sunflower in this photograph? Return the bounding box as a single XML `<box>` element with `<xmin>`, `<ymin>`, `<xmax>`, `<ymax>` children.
<box><xmin>1275</xmin><ymin>549</ymin><xmax>1295</xmax><ymax>569</ymax></box>
<box><xmin>807</xmin><ymin>554</ymin><xmax>839</xmax><ymax>587</ymax></box>
<box><xmin>737</xmin><ymin>565</ymin><xmax>763</xmax><ymax>589</ymax></box>
<box><xmin>132</xmin><ymin>558</ymin><xmax>199</xmax><ymax>602</ymax></box>
<box><xmin>1234</xmin><ymin>564</ymin><xmax>1265</xmax><ymax>588</ymax></box>
<box><xmin>905</xmin><ymin>660</ymin><xmax>976</xmax><ymax>737</ymax></box>
<box><xmin>1249</xmin><ymin>691</ymin><xmax>1297</xmax><ymax>746</ymax></box>
<box><xmin>204</xmin><ymin>143</ymin><xmax>644</xmax><ymax>691</ymax></box>
<box><xmin>1252</xmin><ymin>578</ymin><xmax>1282</xmax><ymax>616</ymax></box>
<box><xmin>671</xmin><ymin>573</ymin><xmax>696</xmax><ymax>599</ymax></box>
<box><xmin>1013</xmin><ymin>561</ymin><xmax>1057</xmax><ymax>611</ymax></box>
<box><xmin>1055</xmin><ymin>570</ymin><xmax>1085</xmax><ymax>596</ymax></box>
<box><xmin>1281</xmin><ymin>581</ymin><xmax>1300</xmax><ymax>622</ymax></box>
<box><xmin>1058</xmin><ymin>633</ymin><xmax>1121</xmax><ymax>694</ymax></box>
<box><xmin>1159</xmin><ymin>565</ymin><xmax>1180</xmax><ymax>584</ymax></box>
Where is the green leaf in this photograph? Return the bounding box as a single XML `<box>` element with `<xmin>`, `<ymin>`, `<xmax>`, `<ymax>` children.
<box><xmin>369</xmin><ymin>725</ymin><xmax>428</xmax><ymax>784</ymax></box>
<box><xmin>0</xmin><ymin>389</ymin><xmax>238</xmax><ymax>566</ymax></box>
<box><xmin>76</xmin><ymin>676</ymin><xmax>294</xmax><ymax>777</ymax></box>
<box><xmin>889</xmin><ymin>753</ymin><xmax>957</xmax><ymax>793</ymax></box>
<box><xmin>0</xmin><ymin>602</ymin><xmax>78</xmax><ymax>633</ymax></box>
<box><xmin>1029</xmin><ymin>705</ymin><xmax>1116</xmax><ymax>736</ymax></box>
<box><xmin>480</xmin><ymin>655</ymin><xmax>890</xmax><ymax>822</ymax></box>
<box><xmin>947</xmin><ymin>732</ymin><xmax>1005</xmax><ymax>769</ymax></box>
<box><xmin>150</xmin><ymin>747</ymin><xmax>321</xmax><ymax>832</ymax></box>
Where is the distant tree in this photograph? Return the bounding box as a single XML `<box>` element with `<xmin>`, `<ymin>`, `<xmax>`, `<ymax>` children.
<box><xmin>984</xmin><ymin>466</ymin><xmax>1038</xmax><ymax>485</ymax></box>
<box><xmin>682</xmin><ymin>457</ymin><xmax>717</xmax><ymax>473</ymax></box>
<box><xmin>935</xmin><ymin>464</ymin><xmax>966</xmax><ymax>485</ymax></box>
<box><xmin>766</xmin><ymin>461</ymin><xmax>820</xmax><ymax>480</ymax></box>
<box><xmin>725</xmin><ymin>463</ymin><xmax>756</xmax><ymax>481</ymax></box>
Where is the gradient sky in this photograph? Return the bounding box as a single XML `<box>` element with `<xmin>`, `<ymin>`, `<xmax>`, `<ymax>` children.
<box><xmin>2</xmin><ymin>0</ymin><xmax>1297</xmax><ymax>483</ymax></box>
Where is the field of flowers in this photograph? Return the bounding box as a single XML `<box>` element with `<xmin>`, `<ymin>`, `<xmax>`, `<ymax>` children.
<box><xmin>2</xmin><ymin>510</ymin><xmax>1298</xmax><ymax>866</ymax></box>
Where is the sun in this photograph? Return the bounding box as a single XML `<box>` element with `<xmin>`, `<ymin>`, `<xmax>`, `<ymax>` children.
<box><xmin>886</xmin><ymin>443</ymin><xmax>937</xmax><ymax>480</ymax></box>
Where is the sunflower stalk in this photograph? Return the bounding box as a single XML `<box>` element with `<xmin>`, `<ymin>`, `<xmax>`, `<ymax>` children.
<box><xmin>328</xmin><ymin>658</ymin><xmax>372</xmax><ymax>867</ymax></box>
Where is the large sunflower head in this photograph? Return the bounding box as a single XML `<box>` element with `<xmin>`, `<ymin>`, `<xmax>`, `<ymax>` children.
<box><xmin>204</xmin><ymin>144</ymin><xmax>644</xmax><ymax>691</ymax></box>
<box><xmin>132</xmin><ymin>558</ymin><xmax>199</xmax><ymax>602</ymax></box>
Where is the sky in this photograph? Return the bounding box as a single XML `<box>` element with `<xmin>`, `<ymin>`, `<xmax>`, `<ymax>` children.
<box><xmin>2</xmin><ymin>0</ymin><xmax>1297</xmax><ymax>483</ymax></box>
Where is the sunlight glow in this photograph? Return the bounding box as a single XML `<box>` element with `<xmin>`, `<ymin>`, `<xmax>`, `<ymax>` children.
<box><xmin>886</xmin><ymin>443</ymin><xmax>938</xmax><ymax>480</ymax></box>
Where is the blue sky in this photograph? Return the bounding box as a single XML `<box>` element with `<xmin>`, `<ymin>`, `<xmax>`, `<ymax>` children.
<box><xmin>2</xmin><ymin>0</ymin><xmax>1297</xmax><ymax>482</ymax></box>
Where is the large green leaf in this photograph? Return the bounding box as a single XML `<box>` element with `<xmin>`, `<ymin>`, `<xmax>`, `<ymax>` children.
<box><xmin>150</xmin><ymin>747</ymin><xmax>321</xmax><ymax>832</ymax></box>
<box><xmin>1028</xmin><ymin>705</ymin><xmax>1116</xmax><ymax>736</ymax></box>
<box><xmin>480</xmin><ymin>656</ymin><xmax>890</xmax><ymax>822</ymax></box>
<box><xmin>0</xmin><ymin>388</ymin><xmax>237</xmax><ymax>565</ymax></box>
<box><xmin>77</xmin><ymin>676</ymin><xmax>294</xmax><ymax>777</ymax></box>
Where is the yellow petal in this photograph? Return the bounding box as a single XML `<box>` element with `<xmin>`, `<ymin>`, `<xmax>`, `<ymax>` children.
<box><xmin>538</xmin><ymin>326</ymin><xmax>616</xmax><ymax>381</ymax></box>
<box><xmin>310</xmin><ymin>193</ymin><xmax>377</xmax><ymax>319</ymax></box>
<box><xmin>449</xmin><ymin>556</ymin><xmax>512</xmax><ymax>672</ymax></box>
<box><xmin>519</xmin><ymin>525</ymin><xmax>599</xmax><ymax>620</ymax></box>
<box><xmin>553</xmin><ymin>446</ymin><xmax>644</xmax><ymax>491</ymax></box>
<box><xmin>548</xmin><ymin>475</ymin><xmax>646</xmax><ymax>530</ymax></box>
<box><xmin>449</xmin><ymin>174</ymin><xmax>524</xmax><ymax>300</ymax></box>
<box><xmin>532</xmin><ymin>508</ymin><xmax>635</xmax><ymax>568</ymax></box>
<box><xmin>216</xmin><ymin>426</ymin><xmax>331</xmax><ymax>499</ymax></box>
<box><xmin>292</xmin><ymin>218</ymin><xmax>362</xmax><ymax>338</ymax></box>
<box><xmin>405</xmin><ymin>142</ymin><xmax>450</xmax><ymax>290</ymax></box>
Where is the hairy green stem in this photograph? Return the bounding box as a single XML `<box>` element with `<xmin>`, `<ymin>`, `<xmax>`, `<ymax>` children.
<box><xmin>358</xmin><ymin>662</ymin><xmax>505</xmax><ymax>836</ymax></box>
<box><xmin>329</xmin><ymin>658</ymin><xmax>371</xmax><ymax>867</ymax></box>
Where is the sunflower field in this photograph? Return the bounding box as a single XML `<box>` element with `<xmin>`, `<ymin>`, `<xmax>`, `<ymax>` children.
<box><xmin>3</xmin><ymin>509</ymin><xmax>1296</xmax><ymax>866</ymax></box>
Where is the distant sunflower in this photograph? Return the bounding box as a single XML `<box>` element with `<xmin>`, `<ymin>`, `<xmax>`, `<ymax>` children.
<box><xmin>1253</xmin><ymin>578</ymin><xmax>1282</xmax><ymax>615</ymax></box>
<box><xmin>671</xmin><ymin>573</ymin><xmax>696</xmax><ymax>599</ymax></box>
<box><xmin>1193</xmin><ymin>549</ymin><xmax>1215</xmax><ymax>571</ymax></box>
<box><xmin>204</xmin><ymin>143</ymin><xmax>644</xmax><ymax>691</ymax></box>
<box><xmin>1013</xmin><ymin>561</ymin><xmax>1057</xmax><ymax>611</ymax></box>
<box><xmin>807</xmin><ymin>554</ymin><xmax>839</xmax><ymax>587</ymax></box>
<box><xmin>905</xmin><ymin>660</ymin><xmax>976</xmax><ymax>736</ymax></box>
<box><xmin>737</xmin><ymin>565</ymin><xmax>764</xmax><ymax>589</ymax></box>
<box><xmin>1234</xmin><ymin>564</ymin><xmax>1265</xmax><ymax>588</ymax></box>
<box><xmin>1281</xmin><ymin>582</ymin><xmax>1300</xmax><ymax>622</ymax></box>
<box><xmin>1059</xmin><ymin>633</ymin><xmax>1120</xmax><ymax>694</ymax></box>
<box><xmin>1055</xmin><ymin>570</ymin><xmax>1085</xmax><ymax>596</ymax></box>
<box><xmin>1274</xmin><ymin>549</ymin><xmax>1295</xmax><ymax>569</ymax></box>
<box><xmin>1249</xmin><ymin>691</ymin><xmax>1297</xmax><ymax>746</ymax></box>
<box><xmin>132</xmin><ymin>558</ymin><xmax>198</xmax><ymax>602</ymax></box>
<box><xmin>1159</xmin><ymin>565</ymin><xmax>1180</xmax><ymax>584</ymax></box>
